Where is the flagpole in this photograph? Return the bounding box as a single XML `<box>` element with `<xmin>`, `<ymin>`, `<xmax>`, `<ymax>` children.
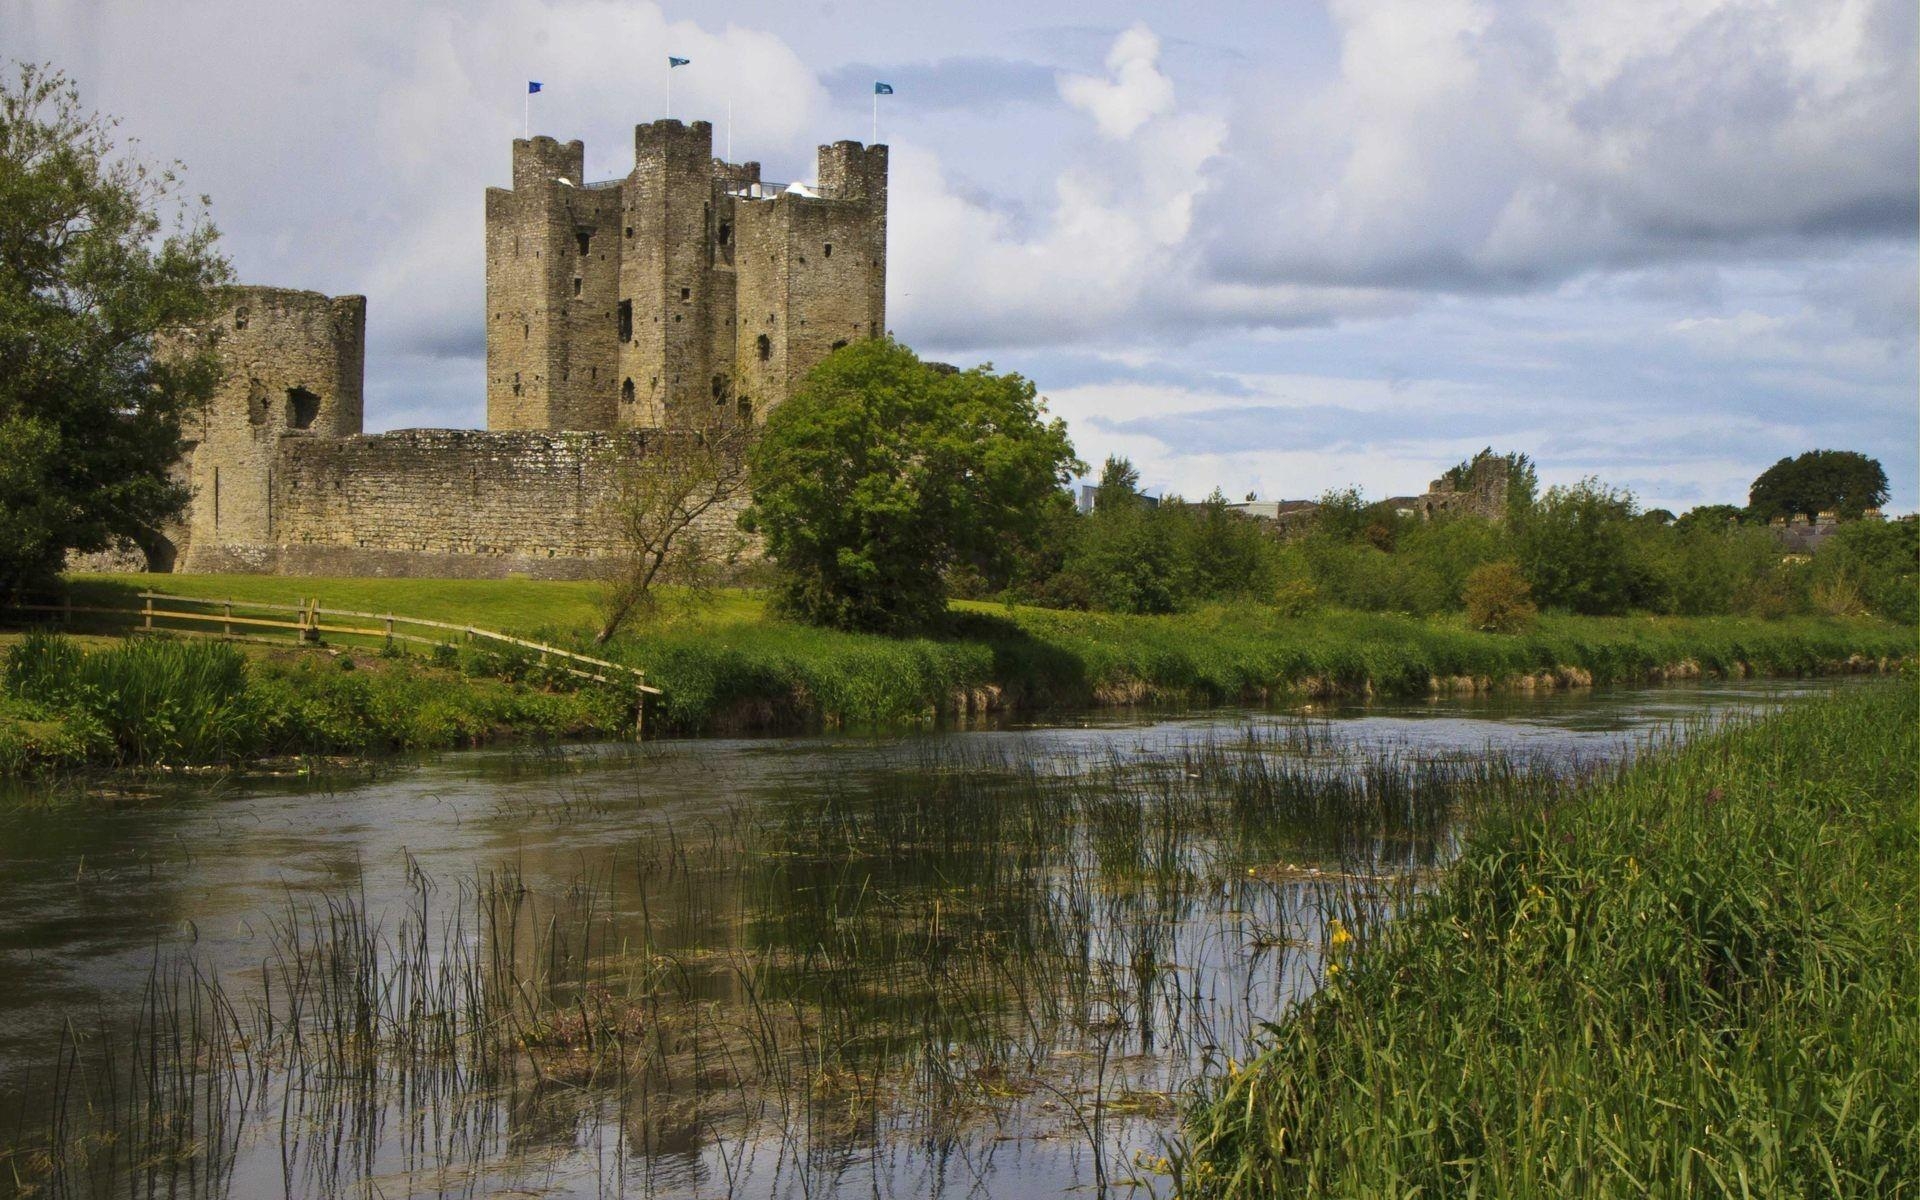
<box><xmin>726</xmin><ymin>98</ymin><xmax>733</xmax><ymax>160</ymax></box>
<box><xmin>524</xmin><ymin>88</ymin><xmax>529</xmax><ymax>139</ymax></box>
<box><xmin>872</xmin><ymin>90</ymin><xmax>877</xmax><ymax>145</ymax></box>
<box><xmin>666</xmin><ymin>62</ymin><xmax>671</xmax><ymax>120</ymax></box>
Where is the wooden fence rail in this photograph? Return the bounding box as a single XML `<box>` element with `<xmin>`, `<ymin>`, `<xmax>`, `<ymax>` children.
<box><xmin>2</xmin><ymin>590</ymin><xmax>661</xmax><ymax>729</ymax></box>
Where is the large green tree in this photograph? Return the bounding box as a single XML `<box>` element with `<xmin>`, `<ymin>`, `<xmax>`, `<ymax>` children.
<box><xmin>1746</xmin><ymin>450</ymin><xmax>1889</xmax><ymax>522</ymax></box>
<box><xmin>1517</xmin><ymin>479</ymin><xmax>1657</xmax><ymax>615</ymax></box>
<box><xmin>748</xmin><ymin>339</ymin><xmax>1080</xmax><ymax>632</ymax></box>
<box><xmin>0</xmin><ymin>64</ymin><xmax>229</xmax><ymax>590</ymax></box>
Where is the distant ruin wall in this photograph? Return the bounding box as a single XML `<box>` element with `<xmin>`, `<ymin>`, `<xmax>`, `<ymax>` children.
<box><xmin>183</xmin><ymin>428</ymin><xmax>748</xmax><ymax>580</ymax></box>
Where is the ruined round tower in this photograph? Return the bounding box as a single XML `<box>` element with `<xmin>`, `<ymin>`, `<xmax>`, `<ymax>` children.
<box><xmin>176</xmin><ymin>285</ymin><xmax>366</xmax><ymax>571</ymax></box>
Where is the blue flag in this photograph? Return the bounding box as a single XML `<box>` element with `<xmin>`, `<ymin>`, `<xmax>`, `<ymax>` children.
<box><xmin>874</xmin><ymin>81</ymin><xmax>894</xmax><ymax>95</ymax></box>
<box><xmin>668</xmin><ymin>56</ymin><xmax>690</xmax><ymax>68</ymax></box>
<box><xmin>527</xmin><ymin>81</ymin><xmax>542</xmax><ymax>94</ymax></box>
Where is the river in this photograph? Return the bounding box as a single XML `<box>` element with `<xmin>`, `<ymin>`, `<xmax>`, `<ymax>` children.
<box><xmin>0</xmin><ymin>678</ymin><xmax>1853</xmax><ymax>1199</ymax></box>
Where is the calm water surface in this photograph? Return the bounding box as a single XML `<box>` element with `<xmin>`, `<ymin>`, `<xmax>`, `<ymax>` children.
<box><xmin>0</xmin><ymin>678</ymin><xmax>1852</xmax><ymax>1199</ymax></box>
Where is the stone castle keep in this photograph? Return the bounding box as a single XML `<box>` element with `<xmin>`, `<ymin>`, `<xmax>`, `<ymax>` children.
<box><xmin>163</xmin><ymin>120</ymin><xmax>887</xmax><ymax>578</ymax></box>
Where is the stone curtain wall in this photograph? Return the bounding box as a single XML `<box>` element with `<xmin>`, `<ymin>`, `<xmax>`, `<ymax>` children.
<box><xmin>182</xmin><ymin>429</ymin><xmax>750</xmax><ymax>580</ymax></box>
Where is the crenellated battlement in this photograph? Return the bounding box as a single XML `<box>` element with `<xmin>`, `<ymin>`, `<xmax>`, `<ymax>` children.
<box><xmin>510</xmin><ymin>135</ymin><xmax>585</xmax><ymax>190</ymax></box>
<box><xmin>486</xmin><ymin>117</ymin><xmax>888</xmax><ymax>433</ymax></box>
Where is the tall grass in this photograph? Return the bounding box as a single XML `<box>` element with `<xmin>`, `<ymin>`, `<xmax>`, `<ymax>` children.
<box><xmin>1180</xmin><ymin>676</ymin><xmax>1920</xmax><ymax>1197</ymax></box>
<box><xmin>0</xmin><ymin>633</ymin><xmax>632</xmax><ymax>772</ymax></box>
<box><xmin>5</xmin><ymin>633</ymin><xmax>252</xmax><ymax>763</ymax></box>
<box><xmin>600</xmin><ymin>607</ymin><xmax>1911</xmax><ymax>733</ymax></box>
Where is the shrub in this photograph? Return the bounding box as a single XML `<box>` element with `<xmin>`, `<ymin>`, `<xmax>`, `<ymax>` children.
<box><xmin>1462</xmin><ymin>560</ymin><xmax>1536</xmax><ymax>633</ymax></box>
<box><xmin>1518</xmin><ymin>480</ymin><xmax>1655</xmax><ymax>615</ymax></box>
<box><xmin>1809</xmin><ymin>517</ymin><xmax>1918</xmax><ymax>624</ymax></box>
<box><xmin>1273</xmin><ymin>577</ymin><xmax>1320</xmax><ymax>618</ymax></box>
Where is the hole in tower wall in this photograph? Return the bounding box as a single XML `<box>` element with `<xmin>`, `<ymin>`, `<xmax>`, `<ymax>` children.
<box><xmin>621</xmin><ymin>378</ymin><xmax>635</xmax><ymax>406</ymax></box>
<box><xmin>286</xmin><ymin>387</ymin><xmax>321</xmax><ymax>430</ymax></box>
<box><xmin>234</xmin><ymin>307</ymin><xmax>249</xmax><ymax>330</ymax></box>
<box><xmin>717</xmin><ymin>221</ymin><xmax>731</xmax><ymax>245</ymax></box>
<box><xmin>617</xmin><ymin>301</ymin><xmax>632</xmax><ymax>342</ymax></box>
<box><xmin>756</xmin><ymin>334</ymin><xmax>771</xmax><ymax>362</ymax></box>
<box><xmin>824</xmin><ymin>243</ymin><xmax>833</xmax><ymax>257</ymax></box>
<box><xmin>711</xmin><ymin>375</ymin><xmax>729</xmax><ymax>404</ymax></box>
<box><xmin>831</xmin><ymin>339</ymin><xmax>848</xmax><ymax>352</ymax></box>
<box><xmin>573</xmin><ymin>278</ymin><xmax>582</xmax><ymax>297</ymax></box>
<box><xmin>576</xmin><ymin>230</ymin><xmax>591</xmax><ymax>255</ymax></box>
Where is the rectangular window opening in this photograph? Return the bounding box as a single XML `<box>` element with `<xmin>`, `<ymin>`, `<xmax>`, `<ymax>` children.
<box><xmin>617</xmin><ymin>300</ymin><xmax>633</xmax><ymax>342</ymax></box>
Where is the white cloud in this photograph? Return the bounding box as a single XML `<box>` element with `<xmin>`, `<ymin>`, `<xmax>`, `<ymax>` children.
<box><xmin>1057</xmin><ymin>24</ymin><xmax>1177</xmax><ymax>140</ymax></box>
<box><xmin>892</xmin><ymin>25</ymin><xmax>1229</xmax><ymax>349</ymax></box>
<box><xmin>1204</xmin><ymin>0</ymin><xmax>1918</xmax><ymax>289</ymax></box>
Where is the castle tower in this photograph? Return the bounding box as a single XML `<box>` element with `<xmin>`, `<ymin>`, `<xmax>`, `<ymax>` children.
<box><xmin>484</xmin><ymin>120</ymin><xmax>887</xmax><ymax>432</ymax></box>
<box><xmin>619</xmin><ymin>120</ymin><xmax>720</xmax><ymax>428</ymax></box>
<box><xmin>178</xmin><ymin>286</ymin><xmax>365</xmax><ymax>569</ymax></box>
<box><xmin>485</xmin><ymin>136</ymin><xmax>624</xmax><ymax>431</ymax></box>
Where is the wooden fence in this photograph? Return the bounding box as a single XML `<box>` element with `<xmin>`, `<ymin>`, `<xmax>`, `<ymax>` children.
<box><xmin>2</xmin><ymin>590</ymin><xmax>660</xmax><ymax>724</ymax></box>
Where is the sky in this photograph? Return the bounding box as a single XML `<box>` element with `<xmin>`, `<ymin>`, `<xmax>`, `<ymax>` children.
<box><xmin>9</xmin><ymin>0</ymin><xmax>1916</xmax><ymax>511</ymax></box>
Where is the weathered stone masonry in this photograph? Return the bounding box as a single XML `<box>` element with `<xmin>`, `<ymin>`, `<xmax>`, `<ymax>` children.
<box><xmin>485</xmin><ymin>120</ymin><xmax>886</xmax><ymax>432</ymax></box>
<box><xmin>162</xmin><ymin>119</ymin><xmax>886</xmax><ymax>579</ymax></box>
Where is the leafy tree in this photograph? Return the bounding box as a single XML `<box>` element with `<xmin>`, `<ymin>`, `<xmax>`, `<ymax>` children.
<box><xmin>1187</xmin><ymin>489</ymin><xmax>1276</xmax><ymax>600</ymax></box>
<box><xmin>747</xmin><ymin>339</ymin><xmax>1079</xmax><ymax>632</ymax></box>
<box><xmin>1462</xmin><ymin>560</ymin><xmax>1536</xmax><ymax>633</ymax></box>
<box><xmin>1517</xmin><ymin>479</ymin><xmax>1655</xmax><ymax>615</ymax></box>
<box><xmin>595</xmin><ymin>422</ymin><xmax>753</xmax><ymax>642</ymax></box>
<box><xmin>1747</xmin><ymin>450</ymin><xmax>1889</xmax><ymax>522</ymax></box>
<box><xmin>1809</xmin><ymin>517</ymin><xmax>1918</xmax><ymax>624</ymax></box>
<box><xmin>0</xmin><ymin>64</ymin><xmax>229</xmax><ymax>590</ymax></box>
<box><xmin>1674</xmin><ymin>503</ymin><xmax>1745</xmax><ymax>531</ymax></box>
<box><xmin>1094</xmin><ymin>455</ymin><xmax>1142</xmax><ymax>511</ymax></box>
<box><xmin>1065</xmin><ymin>499</ymin><xmax>1191</xmax><ymax>614</ymax></box>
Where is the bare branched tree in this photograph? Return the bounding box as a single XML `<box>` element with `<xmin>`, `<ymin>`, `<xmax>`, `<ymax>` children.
<box><xmin>596</xmin><ymin>423</ymin><xmax>753</xmax><ymax>643</ymax></box>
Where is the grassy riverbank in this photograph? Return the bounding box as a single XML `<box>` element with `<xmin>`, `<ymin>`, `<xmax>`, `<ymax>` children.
<box><xmin>1181</xmin><ymin>675</ymin><xmax>1919</xmax><ymax>1197</ymax></box>
<box><xmin>32</xmin><ymin>574</ymin><xmax>1919</xmax><ymax>737</ymax></box>
<box><xmin>0</xmin><ymin>633</ymin><xmax>629</xmax><ymax>774</ymax></box>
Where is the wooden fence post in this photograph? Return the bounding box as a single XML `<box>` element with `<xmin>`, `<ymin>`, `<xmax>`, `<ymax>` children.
<box><xmin>142</xmin><ymin>593</ymin><xmax>153</xmax><ymax>631</ymax></box>
<box><xmin>223</xmin><ymin>599</ymin><xmax>232</xmax><ymax>638</ymax></box>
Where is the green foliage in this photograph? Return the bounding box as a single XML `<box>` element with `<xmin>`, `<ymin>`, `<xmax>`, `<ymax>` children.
<box><xmin>1184</xmin><ymin>678</ymin><xmax>1920</xmax><ymax>1198</ymax></box>
<box><xmin>1064</xmin><ymin>496</ymin><xmax>1193</xmax><ymax>614</ymax></box>
<box><xmin>4</xmin><ymin>633</ymin><xmax>250</xmax><ymax>762</ymax></box>
<box><xmin>1518</xmin><ymin>479</ymin><xmax>1656</xmax><ymax>615</ymax></box>
<box><xmin>1462</xmin><ymin>560</ymin><xmax>1535</xmax><ymax>632</ymax></box>
<box><xmin>748</xmin><ymin>339</ymin><xmax>1079</xmax><ymax>632</ymax></box>
<box><xmin>0</xmin><ymin>65</ymin><xmax>230</xmax><ymax>589</ymax></box>
<box><xmin>1673</xmin><ymin>503</ymin><xmax>1745</xmax><ymax>531</ymax></box>
<box><xmin>1809</xmin><ymin>517</ymin><xmax>1918</xmax><ymax>624</ymax></box>
<box><xmin>1094</xmin><ymin>454</ymin><xmax>1142</xmax><ymax>509</ymax></box>
<box><xmin>1640</xmin><ymin>521</ymin><xmax>1793</xmax><ymax>617</ymax></box>
<box><xmin>594</xmin><ymin>604</ymin><xmax>1910</xmax><ymax>735</ymax></box>
<box><xmin>1747</xmin><ymin>449</ymin><xmax>1890</xmax><ymax>522</ymax></box>
<box><xmin>1046</xmin><ymin>475</ymin><xmax>1281</xmax><ymax>615</ymax></box>
<box><xmin>0</xmin><ymin>633</ymin><xmax>629</xmax><ymax>772</ymax></box>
